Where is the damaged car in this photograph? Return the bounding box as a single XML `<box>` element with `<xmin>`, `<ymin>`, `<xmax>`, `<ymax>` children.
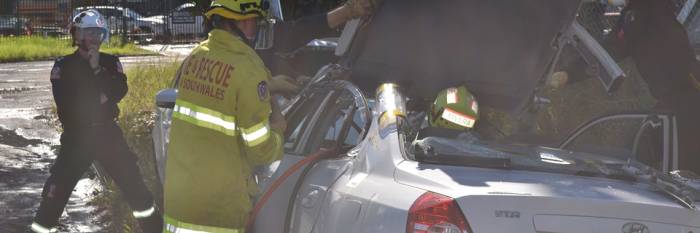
<box><xmin>153</xmin><ymin>0</ymin><xmax>700</xmax><ymax>232</ymax></box>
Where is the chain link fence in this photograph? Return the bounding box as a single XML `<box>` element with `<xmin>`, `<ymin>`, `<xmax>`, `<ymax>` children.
<box><xmin>3</xmin><ymin>0</ymin><xmax>700</xmax><ymax>45</ymax></box>
<box><xmin>0</xmin><ymin>0</ymin><xmax>205</xmax><ymax>43</ymax></box>
<box><xmin>1</xmin><ymin>0</ymin><xmax>350</xmax><ymax>44</ymax></box>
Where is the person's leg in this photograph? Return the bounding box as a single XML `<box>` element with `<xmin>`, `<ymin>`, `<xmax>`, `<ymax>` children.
<box><xmin>673</xmin><ymin>92</ymin><xmax>700</xmax><ymax>174</ymax></box>
<box><xmin>96</xmin><ymin>123</ymin><xmax>163</xmax><ymax>233</ymax></box>
<box><xmin>31</xmin><ymin>136</ymin><xmax>95</xmax><ymax>232</ymax></box>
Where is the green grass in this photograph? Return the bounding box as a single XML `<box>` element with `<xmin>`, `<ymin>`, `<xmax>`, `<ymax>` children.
<box><xmin>94</xmin><ymin>60</ymin><xmax>181</xmax><ymax>233</ymax></box>
<box><xmin>534</xmin><ymin>59</ymin><xmax>656</xmax><ymax>141</ymax></box>
<box><xmin>119</xmin><ymin>60</ymin><xmax>180</xmax><ymax>119</ymax></box>
<box><xmin>0</xmin><ymin>36</ymin><xmax>156</xmax><ymax>63</ymax></box>
<box><xmin>480</xmin><ymin>59</ymin><xmax>656</xmax><ymax>149</ymax></box>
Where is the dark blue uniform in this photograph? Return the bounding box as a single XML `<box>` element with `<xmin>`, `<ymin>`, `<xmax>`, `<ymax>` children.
<box><xmin>33</xmin><ymin>51</ymin><xmax>162</xmax><ymax>232</ymax></box>
<box><xmin>615</xmin><ymin>0</ymin><xmax>700</xmax><ymax>174</ymax></box>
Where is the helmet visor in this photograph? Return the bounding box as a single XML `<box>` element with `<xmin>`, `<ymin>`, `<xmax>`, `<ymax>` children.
<box><xmin>268</xmin><ymin>0</ymin><xmax>283</xmax><ymax>21</ymax></box>
<box><xmin>254</xmin><ymin>17</ymin><xmax>275</xmax><ymax>50</ymax></box>
<box><xmin>76</xmin><ymin>27</ymin><xmax>109</xmax><ymax>43</ymax></box>
<box><xmin>254</xmin><ymin>0</ymin><xmax>281</xmax><ymax>50</ymax></box>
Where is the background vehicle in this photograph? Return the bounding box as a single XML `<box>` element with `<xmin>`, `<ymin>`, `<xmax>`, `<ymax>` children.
<box><xmin>0</xmin><ymin>15</ymin><xmax>29</xmax><ymax>36</ymax></box>
<box><xmin>153</xmin><ymin>0</ymin><xmax>700</xmax><ymax>232</ymax></box>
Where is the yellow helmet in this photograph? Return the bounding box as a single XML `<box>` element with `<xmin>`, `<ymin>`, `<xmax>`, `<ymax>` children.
<box><xmin>205</xmin><ymin>0</ymin><xmax>269</xmax><ymax>21</ymax></box>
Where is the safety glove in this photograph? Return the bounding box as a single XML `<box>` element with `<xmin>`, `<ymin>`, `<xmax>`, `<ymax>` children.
<box><xmin>268</xmin><ymin>75</ymin><xmax>301</xmax><ymax>98</ymax></box>
<box><xmin>269</xmin><ymin>98</ymin><xmax>287</xmax><ymax>134</ymax></box>
<box><xmin>345</xmin><ymin>0</ymin><xmax>382</xmax><ymax>18</ymax></box>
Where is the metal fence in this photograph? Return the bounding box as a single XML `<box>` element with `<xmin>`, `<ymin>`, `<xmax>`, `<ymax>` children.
<box><xmin>2</xmin><ymin>0</ymin><xmax>700</xmax><ymax>45</ymax></box>
<box><xmin>0</xmin><ymin>0</ymin><xmax>206</xmax><ymax>43</ymax></box>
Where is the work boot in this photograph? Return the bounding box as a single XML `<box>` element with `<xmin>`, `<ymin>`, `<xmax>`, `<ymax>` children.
<box><xmin>136</xmin><ymin>212</ymin><xmax>164</xmax><ymax>233</ymax></box>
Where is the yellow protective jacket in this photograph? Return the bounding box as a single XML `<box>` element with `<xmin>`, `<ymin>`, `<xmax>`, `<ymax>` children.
<box><xmin>163</xmin><ymin>29</ymin><xmax>283</xmax><ymax>233</ymax></box>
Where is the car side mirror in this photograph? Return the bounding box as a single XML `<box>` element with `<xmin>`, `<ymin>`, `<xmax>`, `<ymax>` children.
<box><xmin>156</xmin><ymin>88</ymin><xmax>177</xmax><ymax>108</ymax></box>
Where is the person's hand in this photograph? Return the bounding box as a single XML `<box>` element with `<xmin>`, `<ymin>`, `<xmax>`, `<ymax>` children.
<box><xmin>88</xmin><ymin>47</ymin><xmax>100</xmax><ymax>70</ymax></box>
<box><xmin>328</xmin><ymin>0</ymin><xmax>380</xmax><ymax>28</ymax></box>
<box><xmin>100</xmin><ymin>93</ymin><xmax>108</xmax><ymax>104</ymax></box>
<box><xmin>269</xmin><ymin>97</ymin><xmax>287</xmax><ymax>134</ymax></box>
<box><xmin>268</xmin><ymin>75</ymin><xmax>301</xmax><ymax>98</ymax></box>
<box><xmin>296</xmin><ymin>75</ymin><xmax>312</xmax><ymax>85</ymax></box>
<box><xmin>345</xmin><ymin>0</ymin><xmax>381</xmax><ymax>18</ymax></box>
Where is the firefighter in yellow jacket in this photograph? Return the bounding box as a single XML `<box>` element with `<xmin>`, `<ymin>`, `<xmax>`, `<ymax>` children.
<box><xmin>163</xmin><ymin>0</ymin><xmax>286</xmax><ymax>232</ymax></box>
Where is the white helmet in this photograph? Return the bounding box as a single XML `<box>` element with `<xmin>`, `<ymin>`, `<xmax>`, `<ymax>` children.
<box><xmin>70</xmin><ymin>9</ymin><xmax>109</xmax><ymax>43</ymax></box>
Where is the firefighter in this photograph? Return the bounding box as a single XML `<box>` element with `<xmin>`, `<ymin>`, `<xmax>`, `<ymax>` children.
<box><xmin>162</xmin><ymin>1</ymin><xmax>287</xmax><ymax>232</ymax></box>
<box><xmin>163</xmin><ymin>0</ymin><xmax>381</xmax><ymax>231</ymax></box>
<box><xmin>30</xmin><ymin>10</ymin><xmax>162</xmax><ymax>233</ymax></box>
<box><xmin>614</xmin><ymin>0</ymin><xmax>700</xmax><ymax>173</ymax></box>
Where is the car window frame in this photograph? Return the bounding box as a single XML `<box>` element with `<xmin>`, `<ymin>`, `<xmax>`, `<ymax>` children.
<box><xmin>286</xmin><ymin>81</ymin><xmax>371</xmax><ymax>157</ymax></box>
<box><xmin>558</xmin><ymin>112</ymin><xmax>679</xmax><ymax>172</ymax></box>
<box><xmin>304</xmin><ymin>91</ymin><xmax>361</xmax><ymax>153</ymax></box>
<box><xmin>283</xmin><ymin>89</ymin><xmax>335</xmax><ymax>156</ymax></box>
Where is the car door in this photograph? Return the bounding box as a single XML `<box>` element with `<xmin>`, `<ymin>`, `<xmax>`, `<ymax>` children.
<box><xmin>558</xmin><ymin>112</ymin><xmax>679</xmax><ymax>173</ymax></box>
<box><xmin>252</xmin><ymin>82</ymin><xmax>338</xmax><ymax>233</ymax></box>
<box><xmin>285</xmin><ymin>81</ymin><xmax>370</xmax><ymax>233</ymax></box>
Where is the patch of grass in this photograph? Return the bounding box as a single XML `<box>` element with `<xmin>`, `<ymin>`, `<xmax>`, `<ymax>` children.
<box><xmin>478</xmin><ymin>58</ymin><xmax>656</xmax><ymax>150</ymax></box>
<box><xmin>119</xmin><ymin>60</ymin><xmax>179</xmax><ymax>119</ymax></box>
<box><xmin>88</xmin><ymin>60</ymin><xmax>180</xmax><ymax>232</ymax></box>
<box><xmin>534</xmin><ymin>59</ymin><xmax>656</xmax><ymax>142</ymax></box>
<box><xmin>0</xmin><ymin>36</ymin><xmax>73</xmax><ymax>63</ymax></box>
<box><xmin>114</xmin><ymin>60</ymin><xmax>180</xmax><ymax>232</ymax></box>
<box><xmin>0</xmin><ymin>36</ymin><xmax>156</xmax><ymax>63</ymax></box>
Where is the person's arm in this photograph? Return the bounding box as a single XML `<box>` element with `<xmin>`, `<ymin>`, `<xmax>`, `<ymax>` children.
<box><xmin>106</xmin><ymin>58</ymin><xmax>128</xmax><ymax>104</ymax></box>
<box><xmin>50</xmin><ymin>58</ymin><xmax>80</xmax><ymax>128</ymax></box>
<box><xmin>236</xmin><ymin>67</ymin><xmax>285</xmax><ymax>166</ymax></box>
<box><xmin>326</xmin><ymin>4</ymin><xmax>355</xmax><ymax>29</ymax></box>
<box><xmin>272</xmin><ymin>0</ymin><xmax>380</xmax><ymax>53</ymax></box>
<box><xmin>272</xmin><ymin>13</ymin><xmax>335</xmax><ymax>53</ymax></box>
<box><xmin>96</xmin><ymin>55</ymin><xmax>128</xmax><ymax>105</ymax></box>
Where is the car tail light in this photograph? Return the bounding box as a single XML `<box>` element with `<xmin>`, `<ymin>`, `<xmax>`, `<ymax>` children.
<box><xmin>407</xmin><ymin>192</ymin><xmax>472</xmax><ymax>233</ymax></box>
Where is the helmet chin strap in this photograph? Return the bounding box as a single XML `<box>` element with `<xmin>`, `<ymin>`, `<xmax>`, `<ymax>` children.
<box><xmin>230</xmin><ymin>23</ymin><xmax>255</xmax><ymax>48</ymax></box>
<box><xmin>78</xmin><ymin>40</ymin><xmax>87</xmax><ymax>51</ymax></box>
<box><xmin>77</xmin><ymin>39</ymin><xmax>91</xmax><ymax>53</ymax></box>
<box><xmin>76</xmin><ymin>37</ymin><xmax>99</xmax><ymax>56</ymax></box>
<box><xmin>211</xmin><ymin>15</ymin><xmax>257</xmax><ymax>48</ymax></box>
